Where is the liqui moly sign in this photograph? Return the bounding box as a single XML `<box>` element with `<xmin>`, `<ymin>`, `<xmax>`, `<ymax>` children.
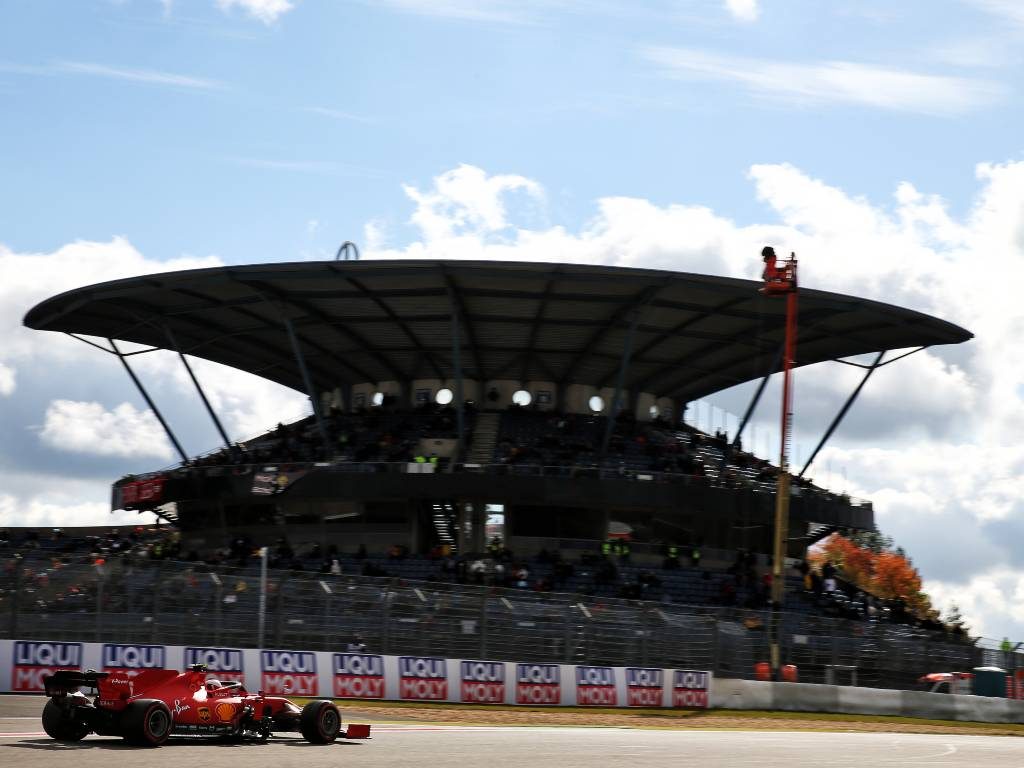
<box><xmin>575</xmin><ymin>665</ymin><xmax>616</xmax><ymax>706</ymax></box>
<box><xmin>460</xmin><ymin>661</ymin><xmax>505</xmax><ymax>703</ymax></box>
<box><xmin>261</xmin><ymin>650</ymin><xmax>318</xmax><ymax>696</ymax></box>
<box><xmin>333</xmin><ymin>653</ymin><xmax>385</xmax><ymax>699</ymax></box>
<box><xmin>11</xmin><ymin>641</ymin><xmax>82</xmax><ymax>692</ymax></box>
<box><xmin>102</xmin><ymin>644</ymin><xmax>166</xmax><ymax>677</ymax></box>
<box><xmin>672</xmin><ymin>670</ymin><xmax>710</xmax><ymax>708</ymax></box>
<box><xmin>515</xmin><ymin>663</ymin><xmax>560</xmax><ymax>705</ymax></box>
<box><xmin>625</xmin><ymin>668</ymin><xmax>664</xmax><ymax>707</ymax></box>
<box><xmin>185</xmin><ymin>647</ymin><xmax>245</xmax><ymax>683</ymax></box>
<box><xmin>398</xmin><ymin>656</ymin><xmax>448</xmax><ymax>700</ymax></box>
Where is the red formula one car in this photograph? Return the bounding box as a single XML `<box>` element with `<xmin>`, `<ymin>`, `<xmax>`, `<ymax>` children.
<box><xmin>42</xmin><ymin>664</ymin><xmax>371</xmax><ymax>747</ymax></box>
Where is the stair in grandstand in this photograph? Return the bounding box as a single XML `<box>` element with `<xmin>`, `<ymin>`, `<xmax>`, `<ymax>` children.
<box><xmin>430</xmin><ymin>502</ymin><xmax>458</xmax><ymax>549</ymax></box>
<box><xmin>465</xmin><ymin>411</ymin><xmax>501</xmax><ymax>465</ymax></box>
<box><xmin>805</xmin><ymin>523</ymin><xmax>840</xmax><ymax>546</ymax></box>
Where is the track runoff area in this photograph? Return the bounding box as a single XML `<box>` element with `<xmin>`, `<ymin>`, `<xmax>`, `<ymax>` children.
<box><xmin>2</xmin><ymin>697</ymin><xmax>1022</xmax><ymax>767</ymax></box>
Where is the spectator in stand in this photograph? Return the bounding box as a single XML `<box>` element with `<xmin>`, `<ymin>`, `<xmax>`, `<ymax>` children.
<box><xmin>690</xmin><ymin>545</ymin><xmax>702</xmax><ymax>568</ymax></box>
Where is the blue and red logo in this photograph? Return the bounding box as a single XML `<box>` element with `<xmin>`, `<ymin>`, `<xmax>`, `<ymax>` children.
<box><xmin>515</xmin><ymin>663</ymin><xmax>560</xmax><ymax>705</ymax></box>
<box><xmin>12</xmin><ymin>641</ymin><xmax>82</xmax><ymax>692</ymax></box>
<box><xmin>625</xmin><ymin>667</ymin><xmax>663</xmax><ymax>707</ymax></box>
<box><xmin>185</xmin><ymin>647</ymin><xmax>245</xmax><ymax>683</ymax></box>
<box><xmin>102</xmin><ymin>644</ymin><xmax>165</xmax><ymax>677</ymax></box>
<box><xmin>575</xmin><ymin>665</ymin><xmax>616</xmax><ymax>706</ymax></box>
<box><xmin>460</xmin><ymin>660</ymin><xmax>505</xmax><ymax>703</ymax></box>
<box><xmin>398</xmin><ymin>656</ymin><xmax>447</xmax><ymax>700</ymax></box>
<box><xmin>333</xmin><ymin>653</ymin><xmax>385</xmax><ymax>699</ymax></box>
<box><xmin>261</xmin><ymin>650</ymin><xmax>317</xmax><ymax>696</ymax></box>
<box><xmin>672</xmin><ymin>670</ymin><xmax>709</xmax><ymax>708</ymax></box>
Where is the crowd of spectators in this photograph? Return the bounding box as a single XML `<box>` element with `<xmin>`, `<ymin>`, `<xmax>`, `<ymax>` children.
<box><xmin>187</xmin><ymin>402</ymin><xmax>470</xmax><ymax>470</ymax></box>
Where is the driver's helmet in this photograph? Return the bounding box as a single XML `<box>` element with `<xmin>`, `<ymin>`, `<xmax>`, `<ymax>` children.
<box><xmin>206</xmin><ymin>679</ymin><xmax>223</xmax><ymax>691</ymax></box>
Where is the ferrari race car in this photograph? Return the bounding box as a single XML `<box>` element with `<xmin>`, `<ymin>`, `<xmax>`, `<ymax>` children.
<box><xmin>41</xmin><ymin>664</ymin><xmax>372</xmax><ymax>747</ymax></box>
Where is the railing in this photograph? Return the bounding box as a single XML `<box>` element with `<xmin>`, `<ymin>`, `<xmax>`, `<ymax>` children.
<box><xmin>133</xmin><ymin>459</ymin><xmax>870</xmax><ymax>501</ymax></box>
<box><xmin>1</xmin><ymin>558</ymin><xmax>995</xmax><ymax>691</ymax></box>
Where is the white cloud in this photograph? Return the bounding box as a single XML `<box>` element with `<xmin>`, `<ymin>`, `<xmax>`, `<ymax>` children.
<box><xmin>215</xmin><ymin>0</ymin><xmax>295</xmax><ymax>24</ymax></box>
<box><xmin>40</xmin><ymin>400</ymin><xmax>174</xmax><ymax>460</ymax></box>
<box><xmin>642</xmin><ymin>46</ymin><xmax>1006</xmax><ymax>115</ymax></box>
<box><xmin>371</xmin><ymin>0</ymin><xmax>538</xmax><ymax>24</ymax></box>
<box><xmin>56</xmin><ymin>61</ymin><xmax>224</xmax><ymax>90</ymax></box>
<box><xmin>0</xmin><ymin>362</ymin><xmax>14</xmax><ymax>396</ymax></box>
<box><xmin>0</xmin><ymin>492</ymin><xmax>156</xmax><ymax>529</ymax></box>
<box><xmin>0</xmin><ymin>236</ymin><xmax>306</xmax><ymax>528</ymax></box>
<box><xmin>402</xmin><ymin>164</ymin><xmax>544</xmax><ymax>241</ymax></box>
<box><xmin>305</xmin><ymin>106</ymin><xmax>375</xmax><ymax>124</ymax></box>
<box><xmin>966</xmin><ymin>0</ymin><xmax>1024</xmax><ymax>27</ymax></box>
<box><xmin>724</xmin><ymin>0</ymin><xmax>758</xmax><ymax>22</ymax></box>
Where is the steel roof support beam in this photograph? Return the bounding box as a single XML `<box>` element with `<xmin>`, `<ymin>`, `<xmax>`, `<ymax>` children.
<box><xmin>236</xmin><ymin>280</ymin><xmax>405</xmax><ymax>384</ymax></box>
<box><xmin>597</xmin><ymin>297</ymin><xmax>748</xmax><ymax>388</ymax></box>
<box><xmin>108</xmin><ymin>338</ymin><xmax>189</xmax><ymax>465</ymax></box>
<box><xmin>282</xmin><ymin>315</ymin><xmax>331</xmax><ymax>453</ymax></box>
<box><xmin>717</xmin><ymin>342</ymin><xmax>784</xmax><ymax>478</ymax></box>
<box><xmin>341</xmin><ymin>271</ymin><xmax>446</xmax><ymax>380</ymax></box>
<box><xmin>636</xmin><ymin>318</ymin><xmax>782</xmax><ymax>396</ymax></box>
<box><xmin>798</xmin><ymin>350</ymin><xmax>886</xmax><ymax>479</ymax></box>
<box><xmin>558</xmin><ymin>284</ymin><xmax>663</xmax><ymax>408</ymax></box>
<box><xmin>519</xmin><ymin>271</ymin><xmax>559</xmax><ymax>386</ymax></box>
<box><xmin>163</xmin><ymin>325</ymin><xmax>235</xmax><ymax>457</ymax></box>
<box><xmin>144</xmin><ymin>289</ymin><xmax>361</xmax><ymax>388</ymax></box>
<box><xmin>442</xmin><ymin>268</ymin><xmax>483</xmax><ymax>380</ymax></box>
<box><xmin>450</xmin><ymin>299</ymin><xmax>465</xmax><ymax>461</ymax></box>
<box><xmin>601</xmin><ymin>308</ymin><xmax>641</xmax><ymax>456</ymax></box>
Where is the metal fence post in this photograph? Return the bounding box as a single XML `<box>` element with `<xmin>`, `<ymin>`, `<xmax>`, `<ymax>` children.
<box><xmin>9</xmin><ymin>556</ymin><xmax>22</xmax><ymax>638</ymax></box>
<box><xmin>95</xmin><ymin>566</ymin><xmax>105</xmax><ymax>642</ymax></box>
<box><xmin>381</xmin><ymin>579</ymin><xmax>393</xmax><ymax>655</ymax></box>
<box><xmin>640</xmin><ymin>605</ymin><xmax>650</xmax><ymax>667</ymax></box>
<box><xmin>710</xmin><ymin>614</ymin><xmax>721</xmax><ymax>678</ymax></box>
<box><xmin>479</xmin><ymin>590</ymin><xmax>489</xmax><ymax>658</ymax></box>
<box><xmin>273</xmin><ymin>574</ymin><xmax>287</xmax><ymax>646</ymax></box>
<box><xmin>150</xmin><ymin>560</ymin><xmax>163</xmax><ymax>643</ymax></box>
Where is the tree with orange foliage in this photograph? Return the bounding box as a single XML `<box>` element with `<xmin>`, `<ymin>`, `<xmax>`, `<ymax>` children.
<box><xmin>872</xmin><ymin>550</ymin><xmax>931</xmax><ymax>614</ymax></box>
<box><xmin>810</xmin><ymin>532</ymin><xmax>934</xmax><ymax>617</ymax></box>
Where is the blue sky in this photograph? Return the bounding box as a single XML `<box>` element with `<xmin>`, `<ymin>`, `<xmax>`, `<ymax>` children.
<box><xmin>3</xmin><ymin>0</ymin><xmax>1022</xmax><ymax>260</ymax></box>
<box><xmin>4</xmin><ymin>0</ymin><xmax>1024</xmax><ymax>640</ymax></box>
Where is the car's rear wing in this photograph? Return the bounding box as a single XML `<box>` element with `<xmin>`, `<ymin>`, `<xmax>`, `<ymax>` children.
<box><xmin>44</xmin><ymin>670</ymin><xmax>109</xmax><ymax>697</ymax></box>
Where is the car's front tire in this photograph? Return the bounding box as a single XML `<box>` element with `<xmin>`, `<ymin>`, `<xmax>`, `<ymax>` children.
<box><xmin>42</xmin><ymin>699</ymin><xmax>90</xmax><ymax>742</ymax></box>
<box><xmin>121</xmin><ymin>699</ymin><xmax>172</xmax><ymax>747</ymax></box>
<box><xmin>299</xmin><ymin>700</ymin><xmax>341</xmax><ymax>744</ymax></box>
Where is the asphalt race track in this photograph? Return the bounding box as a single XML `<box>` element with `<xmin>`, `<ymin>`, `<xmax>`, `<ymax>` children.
<box><xmin>3</xmin><ymin>696</ymin><xmax>1023</xmax><ymax>768</ymax></box>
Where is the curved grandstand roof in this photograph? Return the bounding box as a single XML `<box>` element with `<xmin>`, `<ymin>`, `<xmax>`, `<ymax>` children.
<box><xmin>23</xmin><ymin>259</ymin><xmax>972</xmax><ymax>403</ymax></box>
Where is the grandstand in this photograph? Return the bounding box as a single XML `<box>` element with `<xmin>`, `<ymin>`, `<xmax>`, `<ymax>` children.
<box><xmin>9</xmin><ymin>258</ymin><xmax>982</xmax><ymax>688</ymax></box>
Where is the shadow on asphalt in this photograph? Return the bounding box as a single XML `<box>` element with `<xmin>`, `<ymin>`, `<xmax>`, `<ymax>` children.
<box><xmin>4</xmin><ymin>738</ymin><xmax>365</xmax><ymax>751</ymax></box>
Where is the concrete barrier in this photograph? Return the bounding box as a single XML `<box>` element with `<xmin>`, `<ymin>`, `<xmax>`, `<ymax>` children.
<box><xmin>711</xmin><ymin>678</ymin><xmax>1024</xmax><ymax>724</ymax></box>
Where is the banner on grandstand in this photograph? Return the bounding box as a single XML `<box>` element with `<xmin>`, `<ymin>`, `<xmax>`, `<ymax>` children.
<box><xmin>251</xmin><ymin>467</ymin><xmax>309</xmax><ymax>496</ymax></box>
<box><xmin>116</xmin><ymin>476</ymin><xmax>166</xmax><ymax>508</ymax></box>
<box><xmin>0</xmin><ymin>640</ymin><xmax>710</xmax><ymax>709</ymax></box>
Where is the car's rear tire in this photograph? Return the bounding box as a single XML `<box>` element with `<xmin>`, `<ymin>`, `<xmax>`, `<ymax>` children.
<box><xmin>299</xmin><ymin>700</ymin><xmax>341</xmax><ymax>744</ymax></box>
<box><xmin>121</xmin><ymin>699</ymin><xmax>172</xmax><ymax>747</ymax></box>
<box><xmin>42</xmin><ymin>699</ymin><xmax>90</xmax><ymax>742</ymax></box>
